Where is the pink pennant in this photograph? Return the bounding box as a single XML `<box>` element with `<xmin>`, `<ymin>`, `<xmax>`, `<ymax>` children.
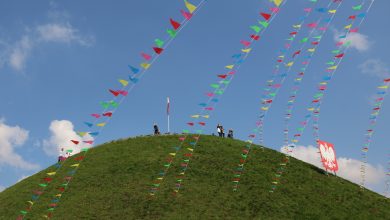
<box><xmin>240</xmin><ymin>40</ymin><xmax>251</xmax><ymax>47</ymax></box>
<box><xmin>181</xmin><ymin>10</ymin><xmax>192</xmax><ymax>20</ymax></box>
<box><xmin>228</xmin><ymin>71</ymin><xmax>236</xmax><ymax>75</ymax></box>
<box><xmin>307</xmin><ymin>23</ymin><xmax>318</xmax><ymax>28</ymax></box>
<box><xmin>304</xmin><ymin>8</ymin><xmax>312</xmax><ymax>12</ymax></box>
<box><xmin>206</xmin><ymin>93</ymin><xmax>214</xmax><ymax>97</ymax></box>
<box><xmin>179</xmin><ymin>137</ymin><xmax>185</xmax><ymax>141</ymax></box>
<box><xmin>205</xmin><ymin>107</ymin><xmax>214</xmax><ymax>111</ymax></box>
<box><xmin>118</xmin><ymin>90</ymin><xmax>128</xmax><ymax>96</ymax></box>
<box><xmin>318</xmin><ymin>26</ymin><xmax>327</xmax><ymax>31</ymax></box>
<box><xmin>269</xmin><ymin>7</ymin><xmax>280</xmax><ymax>13</ymax></box>
<box><xmin>349</xmin><ymin>28</ymin><xmax>359</xmax><ymax>33</ymax></box>
<box><xmin>91</xmin><ymin>114</ymin><xmax>101</xmax><ymax>118</ymax></box>
<box><xmin>83</xmin><ymin>140</ymin><xmax>94</xmax><ymax>144</ymax></box>
<box><xmin>141</xmin><ymin>52</ymin><xmax>152</xmax><ymax>61</ymax></box>
<box><xmin>273</xmin><ymin>84</ymin><xmax>282</xmax><ymax>88</ymax></box>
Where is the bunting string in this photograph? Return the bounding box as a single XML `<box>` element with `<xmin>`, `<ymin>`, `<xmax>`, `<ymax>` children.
<box><xmin>270</xmin><ymin>0</ymin><xmax>375</xmax><ymax>193</ymax></box>
<box><xmin>16</xmin><ymin>1</ymin><xmax>208</xmax><ymax>219</ymax></box>
<box><xmin>149</xmin><ymin>0</ymin><xmax>288</xmax><ymax>197</ymax></box>
<box><xmin>232</xmin><ymin>0</ymin><xmax>342</xmax><ymax>192</ymax></box>
<box><xmin>257</xmin><ymin>0</ymin><xmax>343</xmax><ymax>147</ymax></box>
<box><xmin>358</xmin><ymin>78</ymin><xmax>390</xmax><ymax>188</ymax></box>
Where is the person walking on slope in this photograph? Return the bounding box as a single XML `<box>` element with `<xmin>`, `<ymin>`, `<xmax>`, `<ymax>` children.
<box><xmin>153</xmin><ymin>123</ymin><xmax>160</xmax><ymax>135</ymax></box>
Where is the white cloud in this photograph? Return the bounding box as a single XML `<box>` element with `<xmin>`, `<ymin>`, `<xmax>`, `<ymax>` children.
<box><xmin>333</xmin><ymin>29</ymin><xmax>372</xmax><ymax>52</ymax></box>
<box><xmin>37</xmin><ymin>23</ymin><xmax>94</xmax><ymax>46</ymax></box>
<box><xmin>0</xmin><ymin>119</ymin><xmax>39</xmax><ymax>170</ymax></box>
<box><xmin>9</xmin><ymin>36</ymin><xmax>33</xmax><ymax>71</ymax></box>
<box><xmin>0</xmin><ymin>185</ymin><xmax>5</xmax><ymax>192</ymax></box>
<box><xmin>0</xmin><ymin>7</ymin><xmax>94</xmax><ymax>71</ymax></box>
<box><xmin>42</xmin><ymin>120</ymin><xmax>94</xmax><ymax>156</ymax></box>
<box><xmin>358</xmin><ymin>59</ymin><xmax>390</xmax><ymax>78</ymax></box>
<box><xmin>281</xmin><ymin>145</ymin><xmax>386</xmax><ymax>187</ymax></box>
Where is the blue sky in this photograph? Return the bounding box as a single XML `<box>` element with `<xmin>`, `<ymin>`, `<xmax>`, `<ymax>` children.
<box><xmin>0</xmin><ymin>0</ymin><xmax>389</xmax><ymax>196</ymax></box>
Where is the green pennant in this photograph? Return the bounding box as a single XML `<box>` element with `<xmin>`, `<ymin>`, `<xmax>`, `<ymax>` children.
<box><xmin>250</xmin><ymin>25</ymin><xmax>261</xmax><ymax>33</ymax></box>
<box><xmin>155</xmin><ymin>39</ymin><xmax>164</xmax><ymax>48</ymax></box>
<box><xmin>167</xmin><ymin>29</ymin><xmax>177</xmax><ymax>38</ymax></box>
<box><xmin>210</xmin><ymin>84</ymin><xmax>220</xmax><ymax>89</ymax></box>
<box><xmin>259</xmin><ymin>21</ymin><xmax>269</xmax><ymax>28</ymax></box>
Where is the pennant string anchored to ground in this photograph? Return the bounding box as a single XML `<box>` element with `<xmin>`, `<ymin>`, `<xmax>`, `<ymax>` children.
<box><xmin>16</xmin><ymin>1</ymin><xmax>208</xmax><ymax>219</ymax></box>
<box><xmin>149</xmin><ymin>0</ymin><xmax>288</xmax><ymax>197</ymax></box>
<box><xmin>358</xmin><ymin>78</ymin><xmax>390</xmax><ymax>189</ymax></box>
<box><xmin>232</xmin><ymin>0</ymin><xmax>342</xmax><ymax>192</ymax></box>
<box><xmin>269</xmin><ymin>0</ymin><xmax>375</xmax><ymax>193</ymax></box>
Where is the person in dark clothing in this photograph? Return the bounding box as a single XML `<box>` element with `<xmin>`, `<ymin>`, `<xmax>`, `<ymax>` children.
<box><xmin>227</xmin><ymin>129</ymin><xmax>234</xmax><ymax>139</ymax></box>
<box><xmin>221</xmin><ymin>126</ymin><xmax>225</xmax><ymax>138</ymax></box>
<box><xmin>153</xmin><ymin>123</ymin><xmax>160</xmax><ymax>135</ymax></box>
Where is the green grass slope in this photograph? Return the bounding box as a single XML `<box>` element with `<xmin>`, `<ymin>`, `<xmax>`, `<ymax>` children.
<box><xmin>0</xmin><ymin>135</ymin><xmax>389</xmax><ymax>219</ymax></box>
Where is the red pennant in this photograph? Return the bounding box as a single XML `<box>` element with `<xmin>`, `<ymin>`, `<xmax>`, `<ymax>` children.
<box><xmin>49</xmin><ymin>203</ymin><xmax>58</xmax><ymax>207</ymax></box>
<box><xmin>187</xmin><ymin>122</ymin><xmax>194</xmax><ymax>126</ymax></box>
<box><xmin>217</xmin><ymin>74</ymin><xmax>227</xmax><ymax>79</ymax></box>
<box><xmin>58</xmin><ymin>187</ymin><xmax>65</xmax><ymax>192</ymax></box>
<box><xmin>348</xmin><ymin>15</ymin><xmax>356</xmax><ymax>19</ymax></box>
<box><xmin>198</xmin><ymin>122</ymin><xmax>206</xmax><ymax>126</ymax></box>
<box><xmin>260</xmin><ymin>12</ymin><xmax>271</xmax><ymax>20</ymax></box>
<box><xmin>335</xmin><ymin>53</ymin><xmax>344</xmax><ymax>58</ymax></box>
<box><xmin>184</xmin><ymin>153</ymin><xmax>193</xmax><ymax>157</ymax></box>
<box><xmin>170</xmin><ymin>18</ymin><xmax>181</xmax><ymax>30</ymax></box>
<box><xmin>109</xmin><ymin>89</ymin><xmax>120</xmax><ymax>97</ymax></box>
<box><xmin>311</xmin><ymin>41</ymin><xmax>319</xmax><ymax>45</ymax></box>
<box><xmin>71</xmin><ymin>140</ymin><xmax>79</xmax><ymax>145</ymax></box>
<box><xmin>289</xmin><ymin>31</ymin><xmax>298</xmax><ymax>36</ymax></box>
<box><xmin>384</xmin><ymin>78</ymin><xmax>390</xmax><ymax>82</ymax></box>
<box><xmin>74</xmin><ymin>156</ymin><xmax>85</xmax><ymax>161</ymax></box>
<box><xmin>250</xmin><ymin>35</ymin><xmax>260</xmax><ymax>40</ymax></box>
<box><xmin>103</xmin><ymin>112</ymin><xmax>113</xmax><ymax>117</ymax></box>
<box><xmin>43</xmin><ymin>177</ymin><xmax>53</xmax><ymax>182</ymax></box>
<box><xmin>153</xmin><ymin>47</ymin><xmax>164</xmax><ymax>54</ymax></box>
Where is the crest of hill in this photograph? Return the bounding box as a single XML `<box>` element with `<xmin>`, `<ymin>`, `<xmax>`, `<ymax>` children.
<box><xmin>0</xmin><ymin>135</ymin><xmax>389</xmax><ymax>219</ymax></box>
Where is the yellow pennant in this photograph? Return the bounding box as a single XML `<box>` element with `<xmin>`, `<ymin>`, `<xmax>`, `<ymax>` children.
<box><xmin>202</xmin><ymin>115</ymin><xmax>210</xmax><ymax>118</ymax></box>
<box><xmin>291</xmin><ymin>139</ymin><xmax>298</xmax><ymax>143</ymax></box>
<box><xmin>273</xmin><ymin>0</ymin><xmax>283</xmax><ymax>7</ymax></box>
<box><xmin>241</xmin><ymin>48</ymin><xmax>252</xmax><ymax>53</ymax></box>
<box><xmin>187</xmin><ymin>148</ymin><xmax>194</xmax><ymax>152</ymax></box>
<box><xmin>328</xmin><ymin>9</ymin><xmax>337</xmax><ymax>14</ymax></box>
<box><xmin>191</xmin><ymin>115</ymin><xmax>200</xmax><ymax>118</ymax></box>
<box><xmin>55</xmin><ymin>194</ymin><xmax>62</xmax><ymax>197</ymax></box>
<box><xmin>293</xmin><ymin>24</ymin><xmax>301</xmax><ymax>29</ymax></box>
<box><xmin>47</xmin><ymin>172</ymin><xmax>56</xmax><ymax>176</ymax></box>
<box><xmin>169</xmin><ymin>153</ymin><xmax>176</xmax><ymax>156</ymax></box>
<box><xmin>286</xmin><ymin>62</ymin><xmax>294</xmax><ymax>67</ymax></box>
<box><xmin>344</xmin><ymin>24</ymin><xmax>352</xmax><ymax>29</ymax></box>
<box><xmin>308</xmin><ymin>107</ymin><xmax>315</xmax><ymax>111</ymax></box>
<box><xmin>77</xmin><ymin>132</ymin><xmax>87</xmax><ymax>137</ymax></box>
<box><xmin>278</xmin><ymin>55</ymin><xmax>285</xmax><ymax>58</ymax></box>
<box><xmin>261</xmin><ymin>107</ymin><xmax>269</xmax><ymax>111</ymax></box>
<box><xmin>70</xmin><ymin>163</ymin><xmax>79</xmax><ymax>167</ymax></box>
<box><xmin>184</xmin><ymin>0</ymin><xmax>197</xmax><ymax>13</ymax></box>
<box><xmin>157</xmin><ymin>177</ymin><xmax>163</xmax><ymax>180</ymax></box>
<box><xmin>140</xmin><ymin>63</ymin><xmax>151</xmax><ymax>69</ymax></box>
<box><xmin>27</xmin><ymin>201</ymin><xmax>34</xmax><ymax>205</ymax></box>
<box><xmin>378</xmin><ymin>86</ymin><xmax>388</xmax><ymax>89</ymax></box>
<box><xmin>119</xmin><ymin>79</ymin><xmax>129</xmax><ymax>86</ymax></box>
<box><xmin>225</xmin><ymin>65</ymin><xmax>234</xmax><ymax>69</ymax></box>
<box><xmin>328</xmin><ymin>65</ymin><xmax>338</xmax><ymax>70</ymax></box>
<box><xmin>96</xmin><ymin>123</ymin><xmax>106</xmax><ymax>127</ymax></box>
<box><xmin>307</xmin><ymin>48</ymin><xmax>315</xmax><ymax>53</ymax></box>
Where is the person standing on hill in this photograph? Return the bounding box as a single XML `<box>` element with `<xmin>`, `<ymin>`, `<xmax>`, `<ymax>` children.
<box><xmin>217</xmin><ymin>124</ymin><xmax>222</xmax><ymax>137</ymax></box>
<box><xmin>153</xmin><ymin>123</ymin><xmax>160</xmax><ymax>135</ymax></box>
<box><xmin>58</xmin><ymin>148</ymin><xmax>65</xmax><ymax>162</ymax></box>
<box><xmin>221</xmin><ymin>126</ymin><xmax>225</xmax><ymax>138</ymax></box>
<box><xmin>227</xmin><ymin>129</ymin><xmax>234</xmax><ymax>139</ymax></box>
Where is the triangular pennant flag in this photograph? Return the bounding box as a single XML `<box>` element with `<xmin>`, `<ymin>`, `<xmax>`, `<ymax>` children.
<box><xmin>128</xmin><ymin>65</ymin><xmax>140</xmax><ymax>74</ymax></box>
<box><xmin>109</xmin><ymin>89</ymin><xmax>120</xmax><ymax>97</ymax></box>
<box><xmin>260</xmin><ymin>12</ymin><xmax>271</xmax><ymax>20</ymax></box>
<box><xmin>153</xmin><ymin>47</ymin><xmax>164</xmax><ymax>54</ymax></box>
<box><xmin>225</xmin><ymin>65</ymin><xmax>234</xmax><ymax>69</ymax></box>
<box><xmin>184</xmin><ymin>0</ymin><xmax>197</xmax><ymax>13</ymax></box>
<box><xmin>170</xmin><ymin>18</ymin><xmax>181</xmax><ymax>30</ymax></box>
<box><xmin>84</xmin><ymin>122</ymin><xmax>93</xmax><ymax>128</ymax></box>
<box><xmin>250</xmin><ymin>25</ymin><xmax>261</xmax><ymax>33</ymax></box>
<box><xmin>180</xmin><ymin>9</ymin><xmax>192</xmax><ymax>20</ymax></box>
<box><xmin>141</xmin><ymin>52</ymin><xmax>152</xmax><ymax>61</ymax></box>
<box><xmin>155</xmin><ymin>39</ymin><xmax>164</xmax><ymax>48</ymax></box>
<box><xmin>167</xmin><ymin>29</ymin><xmax>177</xmax><ymax>38</ymax></box>
<box><xmin>140</xmin><ymin>63</ymin><xmax>151</xmax><ymax>69</ymax></box>
<box><xmin>273</xmin><ymin>0</ymin><xmax>283</xmax><ymax>7</ymax></box>
<box><xmin>118</xmin><ymin>79</ymin><xmax>129</xmax><ymax>86</ymax></box>
<box><xmin>96</xmin><ymin>123</ymin><xmax>106</xmax><ymax>127</ymax></box>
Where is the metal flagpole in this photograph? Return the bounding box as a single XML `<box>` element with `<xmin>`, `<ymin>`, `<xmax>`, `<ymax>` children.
<box><xmin>167</xmin><ymin>97</ymin><xmax>170</xmax><ymax>134</ymax></box>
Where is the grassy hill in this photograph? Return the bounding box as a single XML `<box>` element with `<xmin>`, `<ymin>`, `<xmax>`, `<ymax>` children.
<box><xmin>0</xmin><ymin>135</ymin><xmax>389</xmax><ymax>219</ymax></box>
